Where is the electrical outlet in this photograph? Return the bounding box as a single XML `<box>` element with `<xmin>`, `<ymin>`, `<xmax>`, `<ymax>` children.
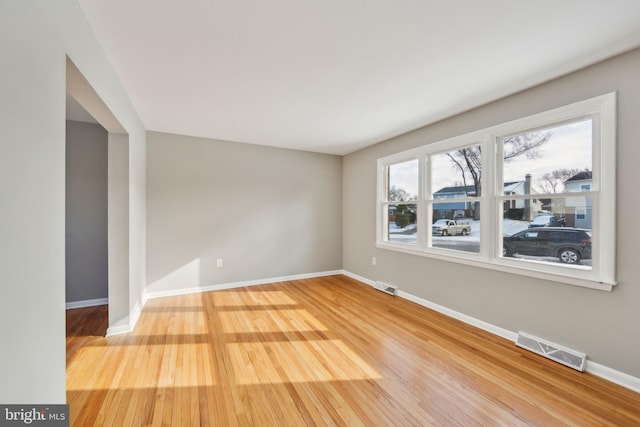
<box><xmin>217</xmin><ymin>259</ymin><xmax>223</xmax><ymax>267</ymax></box>
<box><xmin>372</xmin><ymin>257</ymin><xmax>376</xmax><ymax>265</ymax></box>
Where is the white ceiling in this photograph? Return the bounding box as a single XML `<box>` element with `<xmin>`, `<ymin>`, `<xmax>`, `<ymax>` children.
<box><xmin>79</xmin><ymin>1</ymin><xmax>640</xmax><ymax>155</ymax></box>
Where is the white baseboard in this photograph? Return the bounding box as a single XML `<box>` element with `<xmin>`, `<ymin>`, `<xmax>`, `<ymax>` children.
<box><xmin>342</xmin><ymin>270</ymin><xmax>640</xmax><ymax>394</ymax></box>
<box><xmin>106</xmin><ymin>323</ymin><xmax>131</xmax><ymax>336</ymax></box>
<box><xmin>396</xmin><ymin>289</ymin><xmax>518</xmax><ymax>342</ymax></box>
<box><xmin>144</xmin><ymin>270</ymin><xmax>343</xmax><ymax>300</ymax></box>
<box><xmin>586</xmin><ymin>360</ymin><xmax>640</xmax><ymax>393</ymax></box>
<box><xmin>65</xmin><ymin>297</ymin><xmax>108</xmax><ymax>310</ymax></box>
<box><xmin>341</xmin><ymin>270</ymin><xmax>376</xmax><ymax>287</ymax></box>
<box><xmin>105</xmin><ymin>296</ymin><xmax>146</xmax><ymax>337</ymax></box>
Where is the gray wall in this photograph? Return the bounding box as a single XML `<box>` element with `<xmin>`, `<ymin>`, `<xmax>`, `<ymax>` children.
<box><xmin>66</xmin><ymin>120</ymin><xmax>108</xmax><ymax>303</ymax></box>
<box><xmin>343</xmin><ymin>47</ymin><xmax>640</xmax><ymax>378</ymax></box>
<box><xmin>147</xmin><ymin>132</ymin><xmax>343</xmax><ymax>293</ymax></box>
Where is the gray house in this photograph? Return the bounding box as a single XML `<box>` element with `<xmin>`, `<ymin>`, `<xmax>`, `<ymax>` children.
<box><xmin>434</xmin><ymin>180</ymin><xmax>540</xmax><ymax>220</ymax></box>
<box><xmin>433</xmin><ymin>185</ymin><xmax>476</xmax><ymax>219</ymax></box>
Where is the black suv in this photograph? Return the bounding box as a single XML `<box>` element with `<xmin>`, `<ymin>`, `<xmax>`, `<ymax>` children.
<box><xmin>503</xmin><ymin>227</ymin><xmax>592</xmax><ymax>264</ymax></box>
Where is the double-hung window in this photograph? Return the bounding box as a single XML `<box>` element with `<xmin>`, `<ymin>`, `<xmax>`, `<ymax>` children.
<box><xmin>377</xmin><ymin>93</ymin><xmax>616</xmax><ymax>290</ymax></box>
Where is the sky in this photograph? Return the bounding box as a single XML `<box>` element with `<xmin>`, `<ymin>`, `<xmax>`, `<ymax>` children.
<box><xmin>503</xmin><ymin>119</ymin><xmax>592</xmax><ymax>187</ymax></box>
<box><xmin>389</xmin><ymin>119</ymin><xmax>592</xmax><ymax>198</ymax></box>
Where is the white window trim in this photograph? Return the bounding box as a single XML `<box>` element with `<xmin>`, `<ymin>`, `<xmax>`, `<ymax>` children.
<box><xmin>376</xmin><ymin>93</ymin><xmax>616</xmax><ymax>291</ymax></box>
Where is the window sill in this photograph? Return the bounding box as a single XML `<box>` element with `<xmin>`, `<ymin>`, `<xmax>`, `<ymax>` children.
<box><xmin>375</xmin><ymin>242</ymin><xmax>615</xmax><ymax>292</ymax></box>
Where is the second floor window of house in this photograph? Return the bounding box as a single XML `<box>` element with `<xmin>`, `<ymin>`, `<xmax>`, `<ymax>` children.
<box><xmin>377</xmin><ymin>93</ymin><xmax>616</xmax><ymax>291</ymax></box>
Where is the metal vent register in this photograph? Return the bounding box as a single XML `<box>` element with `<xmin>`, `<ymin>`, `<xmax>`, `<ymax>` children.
<box><xmin>374</xmin><ymin>281</ymin><xmax>398</xmax><ymax>296</ymax></box>
<box><xmin>516</xmin><ymin>331</ymin><xmax>586</xmax><ymax>371</ymax></box>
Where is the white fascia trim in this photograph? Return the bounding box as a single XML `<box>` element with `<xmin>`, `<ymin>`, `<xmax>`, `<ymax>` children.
<box><xmin>65</xmin><ymin>297</ymin><xmax>109</xmax><ymax>310</ymax></box>
<box><xmin>341</xmin><ymin>270</ymin><xmax>639</xmax><ymax>394</ymax></box>
<box><xmin>143</xmin><ymin>270</ymin><xmax>344</xmax><ymax>300</ymax></box>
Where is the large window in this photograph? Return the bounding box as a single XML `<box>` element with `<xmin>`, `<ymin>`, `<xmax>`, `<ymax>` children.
<box><xmin>376</xmin><ymin>93</ymin><xmax>616</xmax><ymax>290</ymax></box>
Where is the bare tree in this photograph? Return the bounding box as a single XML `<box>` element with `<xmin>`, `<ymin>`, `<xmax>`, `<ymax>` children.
<box><xmin>536</xmin><ymin>168</ymin><xmax>582</xmax><ymax>194</ymax></box>
<box><xmin>503</xmin><ymin>132</ymin><xmax>550</xmax><ymax>161</ymax></box>
<box><xmin>535</xmin><ymin>168</ymin><xmax>589</xmax><ymax>219</ymax></box>
<box><xmin>447</xmin><ymin>131</ymin><xmax>552</xmax><ymax>219</ymax></box>
<box><xmin>389</xmin><ymin>185</ymin><xmax>416</xmax><ymax>202</ymax></box>
<box><xmin>447</xmin><ymin>146</ymin><xmax>482</xmax><ymax>196</ymax></box>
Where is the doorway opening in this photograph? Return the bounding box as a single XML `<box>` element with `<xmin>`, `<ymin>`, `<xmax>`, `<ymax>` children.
<box><xmin>65</xmin><ymin>93</ymin><xmax>109</xmax><ymax>357</ymax></box>
<box><xmin>65</xmin><ymin>56</ymin><xmax>130</xmax><ymax>359</ymax></box>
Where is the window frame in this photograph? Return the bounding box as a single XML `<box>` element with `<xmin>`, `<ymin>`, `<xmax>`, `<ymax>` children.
<box><xmin>376</xmin><ymin>93</ymin><xmax>616</xmax><ymax>291</ymax></box>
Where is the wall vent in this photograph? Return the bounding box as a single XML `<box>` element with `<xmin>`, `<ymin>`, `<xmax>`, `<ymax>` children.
<box><xmin>374</xmin><ymin>281</ymin><xmax>397</xmax><ymax>296</ymax></box>
<box><xmin>516</xmin><ymin>331</ymin><xmax>586</xmax><ymax>372</ymax></box>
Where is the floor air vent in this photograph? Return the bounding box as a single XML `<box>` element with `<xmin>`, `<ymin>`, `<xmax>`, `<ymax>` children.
<box><xmin>516</xmin><ymin>331</ymin><xmax>586</xmax><ymax>372</ymax></box>
<box><xmin>374</xmin><ymin>281</ymin><xmax>397</xmax><ymax>296</ymax></box>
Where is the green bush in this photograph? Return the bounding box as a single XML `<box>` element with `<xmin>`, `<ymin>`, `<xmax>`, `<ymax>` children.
<box><xmin>395</xmin><ymin>214</ymin><xmax>410</xmax><ymax>228</ymax></box>
<box><xmin>506</xmin><ymin>208</ymin><xmax>525</xmax><ymax>220</ymax></box>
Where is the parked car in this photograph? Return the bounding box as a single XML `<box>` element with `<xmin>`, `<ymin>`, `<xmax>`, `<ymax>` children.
<box><xmin>432</xmin><ymin>219</ymin><xmax>471</xmax><ymax>236</ymax></box>
<box><xmin>528</xmin><ymin>215</ymin><xmax>565</xmax><ymax>228</ymax></box>
<box><xmin>503</xmin><ymin>227</ymin><xmax>591</xmax><ymax>264</ymax></box>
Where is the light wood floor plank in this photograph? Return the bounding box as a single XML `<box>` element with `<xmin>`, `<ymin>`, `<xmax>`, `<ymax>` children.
<box><xmin>67</xmin><ymin>275</ymin><xmax>640</xmax><ymax>426</ymax></box>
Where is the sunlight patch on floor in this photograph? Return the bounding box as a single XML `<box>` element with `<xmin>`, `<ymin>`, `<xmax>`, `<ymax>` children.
<box><xmin>227</xmin><ymin>340</ymin><xmax>381</xmax><ymax>384</ymax></box>
<box><xmin>212</xmin><ymin>290</ymin><xmax>297</xmax><ymax>307</ymax></box>
<box><xmin>219</xmin><ymin>309</ymin><xmax>328</xmax><ymax>333</ymax></box>
<box><xmin>67</xmin><ymin>342</ymin><xmax>216</xmax><ymax>390</ymax></box>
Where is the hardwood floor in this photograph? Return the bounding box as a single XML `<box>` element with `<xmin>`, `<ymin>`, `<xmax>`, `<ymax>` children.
<box><xmin>66</xmin><ymin>275</ymin><xmax>640</xmax><ymax>426</ymax></box>
<box><xmin>66</xmin><ymin>304</ymin><xmax>108</xmax><ymax>364</ymax></box>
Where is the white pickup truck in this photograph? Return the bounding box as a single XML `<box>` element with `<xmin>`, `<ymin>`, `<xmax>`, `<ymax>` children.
<box><xmin>432</xmin><ymin>219</ymin><xmax>471</xmax><ymax>236</ymax></box>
